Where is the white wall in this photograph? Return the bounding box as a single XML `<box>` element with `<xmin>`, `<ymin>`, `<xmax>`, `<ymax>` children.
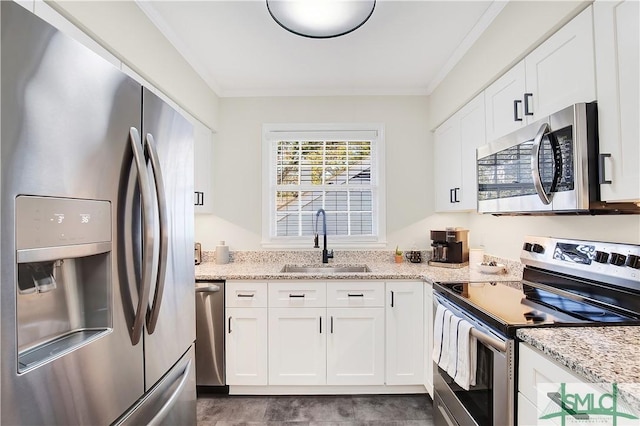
<box><xmin>195</xmin><ymin>96</ymin><xmax>466</xmax><ymax>252</ymax></box>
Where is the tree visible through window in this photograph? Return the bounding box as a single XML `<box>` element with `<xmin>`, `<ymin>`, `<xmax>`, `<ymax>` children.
<box><xmin>263</xmin><ymin>124</ymin><xmax>384</xmax><ymax>246</ymax></box>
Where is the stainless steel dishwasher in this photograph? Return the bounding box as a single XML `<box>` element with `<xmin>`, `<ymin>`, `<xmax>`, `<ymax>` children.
<box><xmin>195</xmin><ymin>280</ymin><xmax>226</xmax><ymax>390</ymax></box>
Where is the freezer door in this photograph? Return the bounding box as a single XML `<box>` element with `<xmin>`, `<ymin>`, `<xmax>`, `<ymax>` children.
<box><xmin>1</xmin><ymin>3</ymin><xmax>144</xmax><ymax>425</ymax></box>
<box><xmin>141</xmin><ymin>88</ymin><xmax>196</xmax><ymax>389</ymax></box>
<box><xmin>113</xmin><ymin>345</ymin><xmax>197</xmax><ymax>426</ymax></box>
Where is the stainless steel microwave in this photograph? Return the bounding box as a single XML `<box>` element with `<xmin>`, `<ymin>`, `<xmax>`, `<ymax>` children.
<box><xmin>477</xmin><ymin>103</ymin><xmax>638</xmax><ymax>215</ymax></box>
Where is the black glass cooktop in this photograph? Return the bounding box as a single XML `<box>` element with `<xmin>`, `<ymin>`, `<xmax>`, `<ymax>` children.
<box><xmin>433</xmin><ymin>278</ymin><xmax>640</xmax><ymax>338</ymax></box>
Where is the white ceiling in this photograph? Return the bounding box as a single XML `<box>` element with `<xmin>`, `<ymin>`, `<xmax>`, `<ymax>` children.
<box><xmin>138</xmin><ymin>1</ymin><xmax>506</xmax><ymax>98</ymax></box>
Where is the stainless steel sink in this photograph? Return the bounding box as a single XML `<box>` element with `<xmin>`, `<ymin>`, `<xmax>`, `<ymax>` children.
<box><xmin>280</xmin><ymin>264</ymin><xmax>371</xmax><ymax>273</ymax></box>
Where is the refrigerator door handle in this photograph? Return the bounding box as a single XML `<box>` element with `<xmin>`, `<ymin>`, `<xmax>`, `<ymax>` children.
<box><xmin>147</xmin><ymin>357</ymin><xmax>193</xmax><ymax>426</ymax></box>
<box><xmin>144</xmin><ymin>133</ymin><xmax>168</xmax><ymax>334</ymax></box>
<box><xmin>129</xmin><ymin>127</ymin><xmax>155</xmax><ymax>345</ymax></box>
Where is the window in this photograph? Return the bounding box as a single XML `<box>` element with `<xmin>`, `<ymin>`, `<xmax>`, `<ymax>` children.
<box><xmin>262</xmin><ymin>123</ymin><xmax>385</xmax><ymax>248</ymax></box>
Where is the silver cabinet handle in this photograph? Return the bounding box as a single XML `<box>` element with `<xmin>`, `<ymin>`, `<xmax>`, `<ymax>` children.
<box><xmin>128</xmin><ymin>127</ymin><xmax>154</xmax><ymax>346</ymax></box>
<box><xmin>531</xmin><ymin>122</ymin><xmax>552</xmax><ymax>205</ymax></box>
<box><xmin>144</xmin><ymin>133</ymin><xmax>168</xmax><ymax>335</ymax></box>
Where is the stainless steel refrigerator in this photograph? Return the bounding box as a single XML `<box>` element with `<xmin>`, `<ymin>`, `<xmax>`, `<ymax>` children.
<box><xmin>1</xmin><ymin>2</ymin><xmax>196</xmax><ymax>424</ymax></box>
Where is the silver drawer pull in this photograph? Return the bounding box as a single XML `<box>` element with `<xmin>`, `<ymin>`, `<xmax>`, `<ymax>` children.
<box><xmin>289</xmin><ymin>294</ymin><xmax>306</xmax><ymax>298</ymax></box>
<box><xmin>347</xmin><ymin>293</ymin><xmax>364</xmax><ymax>297</ymax></box>
<box><xmin>237</xmin><ymin>293</ymin><xmax>255</xmax><ymax>298</ymax></box>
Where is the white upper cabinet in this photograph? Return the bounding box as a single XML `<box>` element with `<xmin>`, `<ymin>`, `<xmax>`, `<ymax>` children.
<box><xmin>485</xmin><ymin>6</ymin><xmax>596</xmax><ymax>142</ymax></box>
<box><xmin>194</xmin><ymin>121</ymin><xmax>214</xmax><ymax>214</ymax></box>
<box><xmin>594</xmin><ymin>0</ymin><xmax>640</xmax><ymax>202</ymax></box>
<box><xmin>485</xmin><ymin>61</ymin><xmax>527</xmax><ymax>142</ymax></box>
<box><xmin>434</xmin><ymin>92</ymin><xmax>485</xmax><ymax>213</ymax></box>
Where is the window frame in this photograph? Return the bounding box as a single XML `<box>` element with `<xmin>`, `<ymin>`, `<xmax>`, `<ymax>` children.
<box><xmin>262</xmin><ymin>123</ymin><xmax>386</xmax><ymax>248</ymax></box>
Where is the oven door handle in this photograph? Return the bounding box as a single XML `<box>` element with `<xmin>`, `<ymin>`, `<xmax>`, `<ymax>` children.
<box><xmin>531</xmin><ymin>122</ymin><xmax>552</xmax><ymax>205</ymax></box>
<box><xmin>434</xmin><ymin>294</ymin><xmax>508</xmax><ymax>353</ymax></box>
<box><xmin>470</xmin><ymin>328</ymin><xmax>507</xmax><ymax>353</ymax></box>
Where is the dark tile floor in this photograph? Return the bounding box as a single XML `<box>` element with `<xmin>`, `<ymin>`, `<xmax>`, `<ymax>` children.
<box><xmin>197</xmin><ymin>394</ymin><xmax>434</xmax><ymax>426</ymax></box>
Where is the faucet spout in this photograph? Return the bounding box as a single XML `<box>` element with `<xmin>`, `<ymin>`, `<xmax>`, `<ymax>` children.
<box><xmin>314</xmin><ymin>208</ymin><xmax>333</xmax><ymax>263</ymax></box>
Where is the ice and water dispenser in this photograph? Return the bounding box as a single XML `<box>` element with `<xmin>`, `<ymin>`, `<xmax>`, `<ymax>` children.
<box><xmin>15</xmin><ymin>196</ymin><xmax>112</xmax><ymax>373</ymax></box>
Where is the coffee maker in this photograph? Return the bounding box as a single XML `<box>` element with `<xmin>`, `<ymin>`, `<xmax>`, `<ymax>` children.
<box><xmin>429</xmin><ymin>228</ymin><xmax>469</xmax><ymax>268</ymax></box>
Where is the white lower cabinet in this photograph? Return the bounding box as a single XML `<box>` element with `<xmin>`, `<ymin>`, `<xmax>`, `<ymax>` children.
<box><xmin>227</xmin><ymin>280</ymin><xmax>425</xmax><ymax>389</ymax></box>
<box><xmin>386</xmin><ymin>281</ymin><xmax>424</xmax><ymax>385</ymax></box>
<box><xmin>326</xmin><ymin>307</ymin><xmax>385</xmax><ymax>385</ymax></box>
<box><xmin>518</xmin><ymin>343</ymin><xmax>639</xmax><ymax>425</ymax></box>
<box><xmin>423</xmin><ymin>282</ymin><xmax>433</xmax><ymax>396</ymax></box>
<box><xmin>226</xmin><ymin>307</ymin><xmax>268</xmax><ymax>385</ymax></box>
<box><xmin>268</xmin><ymin>307</ymin><xmax>326</xmax><ymax>385</ymax></box>
<box><xmin>226</xmin><ymin>281</ymin><xmax>268</xmax><ymax>386</ymax></box>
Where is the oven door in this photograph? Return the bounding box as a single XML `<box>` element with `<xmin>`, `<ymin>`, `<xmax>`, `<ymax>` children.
<box><xmin>477</xmin><ymin>103</ymin><xmax>593</xmax><ymax>215</ymax></box>
<box><xmin>433</xmin><ymin>296</ymin><xmax>514</xmax><ymax>426</ymax></box>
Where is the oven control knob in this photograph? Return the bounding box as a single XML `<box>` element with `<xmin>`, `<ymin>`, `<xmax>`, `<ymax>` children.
<box><xmin>610</xmin><ymin>252</ymin><xmax>627</xmax><ymax>266</ymax></box>
<box><xmin>594</xmin><ymin>251</ymin><xmax>609</xmax><ymax>264</ymax></box>
<box><xmin>532</xmin><ymin>244</ymin><xmax>545</xmax><ymax>254</ymax></box>
<box><xmin>626</xmin><ymin>254</ymin><xmax>640</xmax><ymax>269</ymax></box>
<box><xmin>523</xmin><ymin>242</ymin><xmax>533</xmax><ymax>252</ymax></box>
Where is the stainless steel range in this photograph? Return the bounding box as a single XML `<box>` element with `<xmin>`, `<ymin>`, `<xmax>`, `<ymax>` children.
<box><xmin>432</xmin><ymin>236</ymin><xmax>640</xmax><ymax>426</ymax></box>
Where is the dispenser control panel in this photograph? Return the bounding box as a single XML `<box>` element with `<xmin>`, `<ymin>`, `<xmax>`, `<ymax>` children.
<box><xmin>16</xmin><ymin>196</ymin><xmax>111</xmax><ymax>249</ymax></box>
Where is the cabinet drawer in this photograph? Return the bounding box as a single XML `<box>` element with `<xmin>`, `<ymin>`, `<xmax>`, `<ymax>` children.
<box><xmin>268</xmin><ymin>282</ymin><xmax>326</xmax><ymax>307</ymax></box>
<box><xmin>226</xmin><ymin>281</ymin><xmax>268</xmax><ymax>307</ymax></box>
<box><xmin>326</xmin><ymin>281</ymin><xmax>384</xmax><ymax>307</ymax></box>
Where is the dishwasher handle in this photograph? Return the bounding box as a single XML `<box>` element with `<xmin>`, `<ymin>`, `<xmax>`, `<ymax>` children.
<box><xmin>196</xmin><ymin>284</ymin><xmax>221</xmax><ymax>293</ymax></box>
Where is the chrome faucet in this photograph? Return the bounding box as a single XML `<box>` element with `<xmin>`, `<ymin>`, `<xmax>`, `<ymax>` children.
<box><xmin>314</xmin><ymin>208</ymin><xmax>334</xmax><ymax>263</ymax></box>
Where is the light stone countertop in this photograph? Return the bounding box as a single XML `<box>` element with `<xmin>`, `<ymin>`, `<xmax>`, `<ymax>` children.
<box><xmin>517</xmin><ymin>326</ymin><xmax>640</xmax><ymax>412</ymax></box>
<box><xmin>194</xmin><ymin>250</ymin><xmax>523</xmax><ymax>283</ymax></box>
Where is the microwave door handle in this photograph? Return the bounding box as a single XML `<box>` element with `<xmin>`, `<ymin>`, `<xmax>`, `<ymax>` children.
<box><xmin>129</xmin><ymin>127</ymin><xmax>155</xmax><ymax>345</ymax></box>
<box><xmin>144</xmin><ymin>133</ymin><xmax>168</xmax><ymax>335</ymax></box>
<box><xmin>531</xmin><ymin>123</ymin><xmax>552</xmax><ymax>205</ymax></box>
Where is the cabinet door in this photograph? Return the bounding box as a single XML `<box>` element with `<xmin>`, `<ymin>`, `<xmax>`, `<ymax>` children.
<box><xmin>433</xmin><ymin>116</ymin><xmax>461</xmax><ymax>212</ymax></box>
<box><xmin>386</xmin><ymin>282</ymin><xmax>424</xmax><ymax>385</ymax></box>
<box><xmin>194</xmin><ymin>122</ymin><xmax>214</xmax><ymax>214</ymax></box>
<box><xmin>226</xmin><ymin>307</ymin><xmax>268</xmax><ymax>385</ymax></box>
<box><xmin>423</xmin><ymin>283</ymin><xmax>434</xmax><ymax>396</ymax></box>
<box><xmin>594</xmin><ymin>0</ymin><xmax>640</xmax><ymax>202</ymax></box>
<box><xmin>268</xmin><ymin>307</ymin><xmax>326</xmax><ymax>385</ymax></box>
<box><xmin>457</xmin><ymin>93</ymin><xmax>485</xmax><ymax>211</ymax></box>
<box><xmin>484</xmin><ymin>61</ymin><xmax>527</xmax><ymax>142</ymax></box>
<box><xmin>326</xmin><ymin>307</ymin><xmax>384</xmax><ymax>386</ymax></box>
<box><xmin>524</xmin><ymin>7</ymin><xmax>596</xmax><ymax>121</ymax></box>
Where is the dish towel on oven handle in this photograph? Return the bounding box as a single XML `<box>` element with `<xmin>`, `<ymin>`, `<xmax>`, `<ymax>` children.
<box><xmin>432</xmin><ymin>305</ymin><xmax>453</xmax><ymax>368</ymax></box>
<box><xmin>432</xmin><ymin>303</ymin><xmax>478</xmax><ymax>390</ymax></box>
<box><xmin>453</xmin><ymin>319</ymin><xmax>477</xmax><ymax>390</ymax></box>
<box><xmin>431</xmin><ymin>303</ymin><xmax>446</xmax><ymax>364</ymax></box>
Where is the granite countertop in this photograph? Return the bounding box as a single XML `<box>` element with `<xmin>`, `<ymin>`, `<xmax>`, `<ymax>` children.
<box><xmin>517</xmin><ymin>326</ymin><xmax>640</xmax><ymax>412</ymax></box>
<box><xmin>195</xmin><ymin>254</ymin><xmax>523</xmax><ymax>283</ymax></box>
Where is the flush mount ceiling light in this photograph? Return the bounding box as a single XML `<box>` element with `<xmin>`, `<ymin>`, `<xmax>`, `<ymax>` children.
<box><xmin>266</xmin><ymin>0</ymin><xmax>376</xmax><ymax>39</ymax></box>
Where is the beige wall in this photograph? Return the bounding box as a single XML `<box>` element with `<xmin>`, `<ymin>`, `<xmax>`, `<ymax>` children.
<box><xmin>194</xmin><ymin>96</ymin><xmax>465</xmax><ymax>252</ymax></box>
<box><xmin>47</xmin><ymin>0</ymin><xmax>220</xmax><ymax>131</ymax></box>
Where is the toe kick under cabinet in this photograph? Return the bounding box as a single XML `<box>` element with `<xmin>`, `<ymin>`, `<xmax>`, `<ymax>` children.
<box><xmin>224</xmin><ymin>280</ymin><xmax>425</xmax><ymax>391</ymax></box>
